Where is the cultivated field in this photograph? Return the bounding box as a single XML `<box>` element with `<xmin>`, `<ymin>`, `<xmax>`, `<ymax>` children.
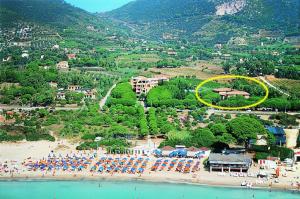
<box><xmin>148</xmin><ymin>60</ymin><xmax>223</xmax><ymax>80</ymax></box>
<box><xmin>265</xmin><ymin>75</ymin><xmax>300</xmax><ymax>96</ymax></box>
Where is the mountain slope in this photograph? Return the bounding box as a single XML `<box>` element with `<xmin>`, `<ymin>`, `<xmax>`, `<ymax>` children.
<box><xmin>0</xmin><ymin>0</ymin><xmax>97</xmax><ymax>28</ymax></box>
<box><xmin>108</xmin><ymin>0</ymin><xmax>300</xmax><ymax>44</ymax></box>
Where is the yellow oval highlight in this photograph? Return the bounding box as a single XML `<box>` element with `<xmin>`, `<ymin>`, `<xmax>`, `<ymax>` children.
<box><xmin>195</xmin><ymin>75</ymin><xmax>269</xmax><ymax>110</ymax></box>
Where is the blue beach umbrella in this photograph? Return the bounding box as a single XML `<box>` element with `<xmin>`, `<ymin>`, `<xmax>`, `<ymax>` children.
<box><xmin>138</xmin><ymin>168</ymin><xmax>144</xmax><ymax>173</ymax></box>
<box><xmin>169</xmin><ymin>151</ymin><xmax>178</xmax><ymax>158</ymax></box>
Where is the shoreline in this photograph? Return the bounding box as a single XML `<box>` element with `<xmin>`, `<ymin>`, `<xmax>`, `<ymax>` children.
<box><xmin>1</xmin><ymin>174</ymin><xmax>299</xmax><ymax>192</ymax></box>
<box><xmin>1</xmin><ymin>141</ymin><xmax>300</xmax><ymax>194</ymax></box>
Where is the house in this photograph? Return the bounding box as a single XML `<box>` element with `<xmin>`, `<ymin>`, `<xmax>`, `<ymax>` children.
<box><xmin>68</xmin><ymin>85</ymin><xmax>81</xmax><ymax>91</ymax></box>
<box><xmin>2</xmin><ymin>56</ymin><xmax>12</xmax><ymax>62</ymax></box>
<box><xmin>213</xmin><ymin>88</ymin><xmax>250</xmax><ymax>99</ymax></box>
<box><xmin>82</xmin><ymin>89</ymin><xmax>97</xmax><ymax>100</ymax></box>
<box><xmin>130</xmin><ymin>75</ymin><xmax>169</xmax><ymax>95</ymax></box>
<box><xmin>52</xmin><ymin>44</ymin><xmax>59</xmax><ymax>50</ymax></box>
<box><xmin>65</xmin><ymin>86</ymin><xmax>97</xmax><ymax>100</ymax></box>
<box><xmin>256</xmin><ymin>134</ymin><xmax>268</xmax><ymax>146</ymax></box>
<box><xmin>266</xmin><ymin>126</ymin><xmax>286</xmax><ymax>146</ymax></box>
<box><xmin>167</xmin><ymin>51</ymin><xmax>177</xmax><ymax>56</ymax></box>
<box><xmin>285</xmin><ymin>129</ymin><xmax>299</xmax><ymax>148</ymax></box>
<box><xmin>49</xmin><ymin>82</ymin><xmax>58</xmax><ymax>88</ymax></box>
<box><xmin>67</xmin><ymin>54</ymin><xmax>76</xmax><ymax>60</ymax></box>
<box><xmin>208</xmin><ymin>153</ymin><xmax>252</xmax><ymax>172</ymax></box>
<box><xmin>56</xmin><ymin>61</ymin><xmax>69</xmax><ymax>70</ymax></box>
<box><xmin>0</xmin><ymin>115</ymin><xmax>5</xmax><ymax>124</ymax></box>
<box><xmin>21</xmin><ymin>53</ymin><xmax>29</xmax><ymax>58</ymax></box>
<box><xmin>294</xmin><ymin>149</ymin><xmax>300</xmax><ymax>163</ymax></box>
<box><xmin>56</xmin><ymin>91</ymin><xmax>66</xmax><ymax>100</ymax></box>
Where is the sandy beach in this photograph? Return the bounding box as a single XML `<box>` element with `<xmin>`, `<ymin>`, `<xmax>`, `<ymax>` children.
<box><xmin>1</xmin><ymin>140</ymin><xmax>300</xmax><ymax>191</ymax></box>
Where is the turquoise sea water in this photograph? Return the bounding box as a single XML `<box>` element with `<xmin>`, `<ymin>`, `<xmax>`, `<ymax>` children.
<box><xmin>0</xmin><ymin>180</ymin><xmax>299</xmax><ymax>199</ymax></box>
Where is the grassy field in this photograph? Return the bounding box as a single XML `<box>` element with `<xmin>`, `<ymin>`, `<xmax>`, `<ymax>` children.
<box><xmin>265</xmin><ymin>75</ymin><xmax>300</xmax><ymax>96</ymax></box>
<box><xmin>148</xmin><ymin>60</ymin><xmax>223</xmax><ymax>79</ymax></box>
<box><xmin>116</xmin><ymin>53</ymin><xmax>160</xmax><ymax>64</ymax></box>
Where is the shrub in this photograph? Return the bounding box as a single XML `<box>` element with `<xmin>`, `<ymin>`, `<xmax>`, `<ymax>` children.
<box><xmin>0</xmin><ymin>130</ymin><xmax>25</xmax><ymax>142</ymax></box>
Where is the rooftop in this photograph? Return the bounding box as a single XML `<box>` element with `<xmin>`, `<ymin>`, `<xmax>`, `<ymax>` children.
<box><xmin>227</xmin><ymin>90</ymin><xmax>250</xmax><ymax>96</ymax></box>
<box><xmin>213</xmin><ymin>88</ymin><xmax>232</xmax><ymax>92</ymax></box>
<box><xmin>161</xmin><ymin>146</ymin><xmax>175</xmax><ymax>151</ymax></box>
<box><xmin>209</xmin><ymin>153</ymin><xmax>252</xmax><ymax>164</ymax></box>
<box><xmin>266</xmin><ymin>126</ymin><xmax>285</xmax><ymax>135</ymax></box>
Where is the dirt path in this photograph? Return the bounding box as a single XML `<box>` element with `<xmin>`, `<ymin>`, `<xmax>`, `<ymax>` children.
<box><xmin>99</xmin><ymin>84</ymin><xmax>116</xmax><ymax>110</ymax></box>
<box><xmin>259</xmin><ymin>76</ymin><xmax>290</xmax><ymax>97</ymax></box>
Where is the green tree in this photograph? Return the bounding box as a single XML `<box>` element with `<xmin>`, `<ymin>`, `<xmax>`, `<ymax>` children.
<box><xmin>192</xmin><ymin>128</ymin><xmax>216</xmax><ymax>147</ymax></box>
<box><xmin>209</xmin><ymin>123</ymin><xmax>227</xmax><ymax>136</ymax></box>
<box><xmin>227</xmin><ymin>116</ymin><xmax>266</xmax><ymax>147</ymax></box>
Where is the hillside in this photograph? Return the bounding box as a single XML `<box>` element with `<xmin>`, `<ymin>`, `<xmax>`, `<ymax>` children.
<box><xmin>0</xmin><ymin>0</ymin><xmax>96</xmax><ymax>28</ymax></box>
<box><xmin>108</xmin><ymin>0</ymin><xmax>300</xmax><ymax>44</ymax></box>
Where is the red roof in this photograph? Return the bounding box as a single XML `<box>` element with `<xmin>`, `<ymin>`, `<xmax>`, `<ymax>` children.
<box><xmin>187</xmin><ymin>146</ymin><xmax>199</xmax><ymax>152</ymax></box>
<box><xmin>0</xmin><ymin>115</ymin><xmax>5</xmax><ymax>123</ymax></box>
<box><xmin>161</xmin><ymin>146</ymin><xmax>175</xmax><ymax>151</ymax></box>
<box><xmin>213</xmin><ymin>88</ymin><xmax>232</xmax><ymax>92</ymax></box>
<box><xmin>67</xmin><ymin>54</ymin><xmax>76</xmax><ymax>59</ymax></box>
<box><xmin>227</xmin><ymin>90</ymin><xmax>250</xmax><ymax>96</ymax></box>
<box><xmin>199</xmin><ymin>147</ymin><xmax>209</xmax><ymax>151</ymax></box>
<box><xmin>6</xmin><ymin>111</ymin><xmax>14</xmax><ymax>115</ymax></box>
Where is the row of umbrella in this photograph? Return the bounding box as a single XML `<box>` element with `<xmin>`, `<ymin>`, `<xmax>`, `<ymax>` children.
<box><xmin>25</xmin><ymin>155</ymin><xmax>93</xmax><ymax>172</ymax></box>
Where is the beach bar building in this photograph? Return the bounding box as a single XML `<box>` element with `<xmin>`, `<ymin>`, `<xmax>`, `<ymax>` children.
<box><xmin>208</xmin><ymin>153</ymin><xmax>252</xmax><ymax>172</ymax></box>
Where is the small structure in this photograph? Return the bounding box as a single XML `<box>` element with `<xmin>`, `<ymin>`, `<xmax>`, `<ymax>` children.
<box><xmin>68</xmin><ymin>85</ymin><xmax>81</xmax><ymax>91</ymax></box>
<box><xmin>187</xmin><ymin>146</ymin><xmax>211</xmax><ymax>158</ymax></box>
<box><xmin>2</xmin><ymin>56</ymin><xmax>12</xmax><ymax>62</ymax></box>
<box><xmin>285</xmin><ymin>129</ymin><xmax>299</xmax><ymax>148</ymax></box>
<box><xmin>187</xmin><ymin>146</ymin><xmax>200</xmax><ymax>157</ymax></box>
<box><xmin>67</xmin><ymin>54</ymin><xmax>76</xmax><ymax>60</ymax></box>
<box><xmin>167</xmin><ymin>51</ymin><xmax>177</xmax><ymax>56</ymax></box>
<box><xmin>56</xmin><ymin>61</ymin><xmax>69</xmax><ymax>70</ymax></box>
<box><xmin>266</xmin><ymin>126</ymin><xmax>286</xmax><ymax>146</ymax></box>
<box><xmin>132</xmin><ymin>145</ymin><xmax>154</xmax><ymax>156</ymax></box>
<box><xmin>213</xmin><ymin>88</ymin><xmax>250</xmax><ymax>99</ymax></box>
<box><xmin>130</xmin><ymin>75</ymin><xmax>169</xmax><ymax>95</ymax></box>
<box><xmin>56</xmin><ymin>91</ymin><xmax>66</xmax><ymax>100</ymax></box>
<box><xmin>208</xmin><ymin>153</ymin><xmax>252</xmax><ymax>172</ymax></box>
<box><xmin>256</xmin><ymin>134</ymin><xmax>268</xmax><ymax>146</ymax></box>
<box><xmin>21</xmin><ymin>53</ymin><xmax>29</xmax><ymax>58</ymax></box>
<box><xmin>49</xmin><ymin>82</ymin><xmax>58</xmax><ymax>88</ymax></box>
<box><xmin>81</xmin><ymin>89</ymin><xmax>97</xmax><ymax>100</ymax></box>
<box><xmin>52</xmin><ymin>44</ymin><xmax>59</xmax><ymax>50</ymax></box>
<box><xmin>258</xmin><ymin>157</ymin><xmax>279</xmax><ymax>169</ymax></box>
<box><xmin>161</xmin><ymin>146</ymin><xmax>175</xmax><ymax>156</ymax></box>
<box><xmin>294</xmin><ymin>149</ymin><xmax>300</xmax><ymax>162</ymax></box>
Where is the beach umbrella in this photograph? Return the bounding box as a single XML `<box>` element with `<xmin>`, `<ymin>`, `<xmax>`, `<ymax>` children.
<box><xmin>169</xmin><ymin>151</ymin><xmax>178</xmax><ymax>158</ymax></box>
<box><xmin>177</xmin><ymin>149</ymin><xmax>187</xmax><ymax>158</ymax></box>
<box><xmin>138</xmin><ymin>168</ymin><xmax>144</xmax><ymax>173</ymax></box>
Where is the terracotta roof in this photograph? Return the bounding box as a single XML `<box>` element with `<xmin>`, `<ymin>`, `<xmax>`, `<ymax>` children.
<box><xmin>0</xmin><ymin>115</ymin><xmax>5</xmax><ymax>123</ymax></box>
<box><xmin>6</xmin><ymin>111</ymin><xmax>14</xmax><ymax>115</ymax></box>
<box><xmin>161</xmin><ymin>146</ymin><xmax>175</xmax><ymax>151</ymax></box>
<box><xmin>187</xmin><ymin>146</ymin><xmax>199</xmax><ymax>152</ymax></box>
<box><xmin>219</xmin><ymin>92</ymin><xmax>227</xmax><ymax>96</ymax></box>
<box><xmin>213</xmin><ymin>88</ymin><xmax>232</xmax><ymax>92</ymax></box>
<box><xmin>227</xmin><ymin>90</ymin><xmax>250</xmax><ymax>96</ymax></box>
<box><xmin>199</xmin><ymin>147</ymin><xmax>209</xmax><ymax>151</ymax></box>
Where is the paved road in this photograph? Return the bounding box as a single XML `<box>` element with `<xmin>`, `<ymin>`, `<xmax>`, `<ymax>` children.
<box><xmin>0</xmin><ymin>105</ymin><xmax>80</xmax><ymax>111</ymax></box>
<box><xmin>207</xmin><ymin>108</ymin><xmax>299</xmax><ymax>116</ymax></box>
<box><xmin>99</xmin><ymin>84</ymin><xmax>116</xmax><ymax>110</ymax></box>
<box><xmin>259</xmin><ymin>76</ymin><xmax>290</xmax><ymax>97</ymax></box>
